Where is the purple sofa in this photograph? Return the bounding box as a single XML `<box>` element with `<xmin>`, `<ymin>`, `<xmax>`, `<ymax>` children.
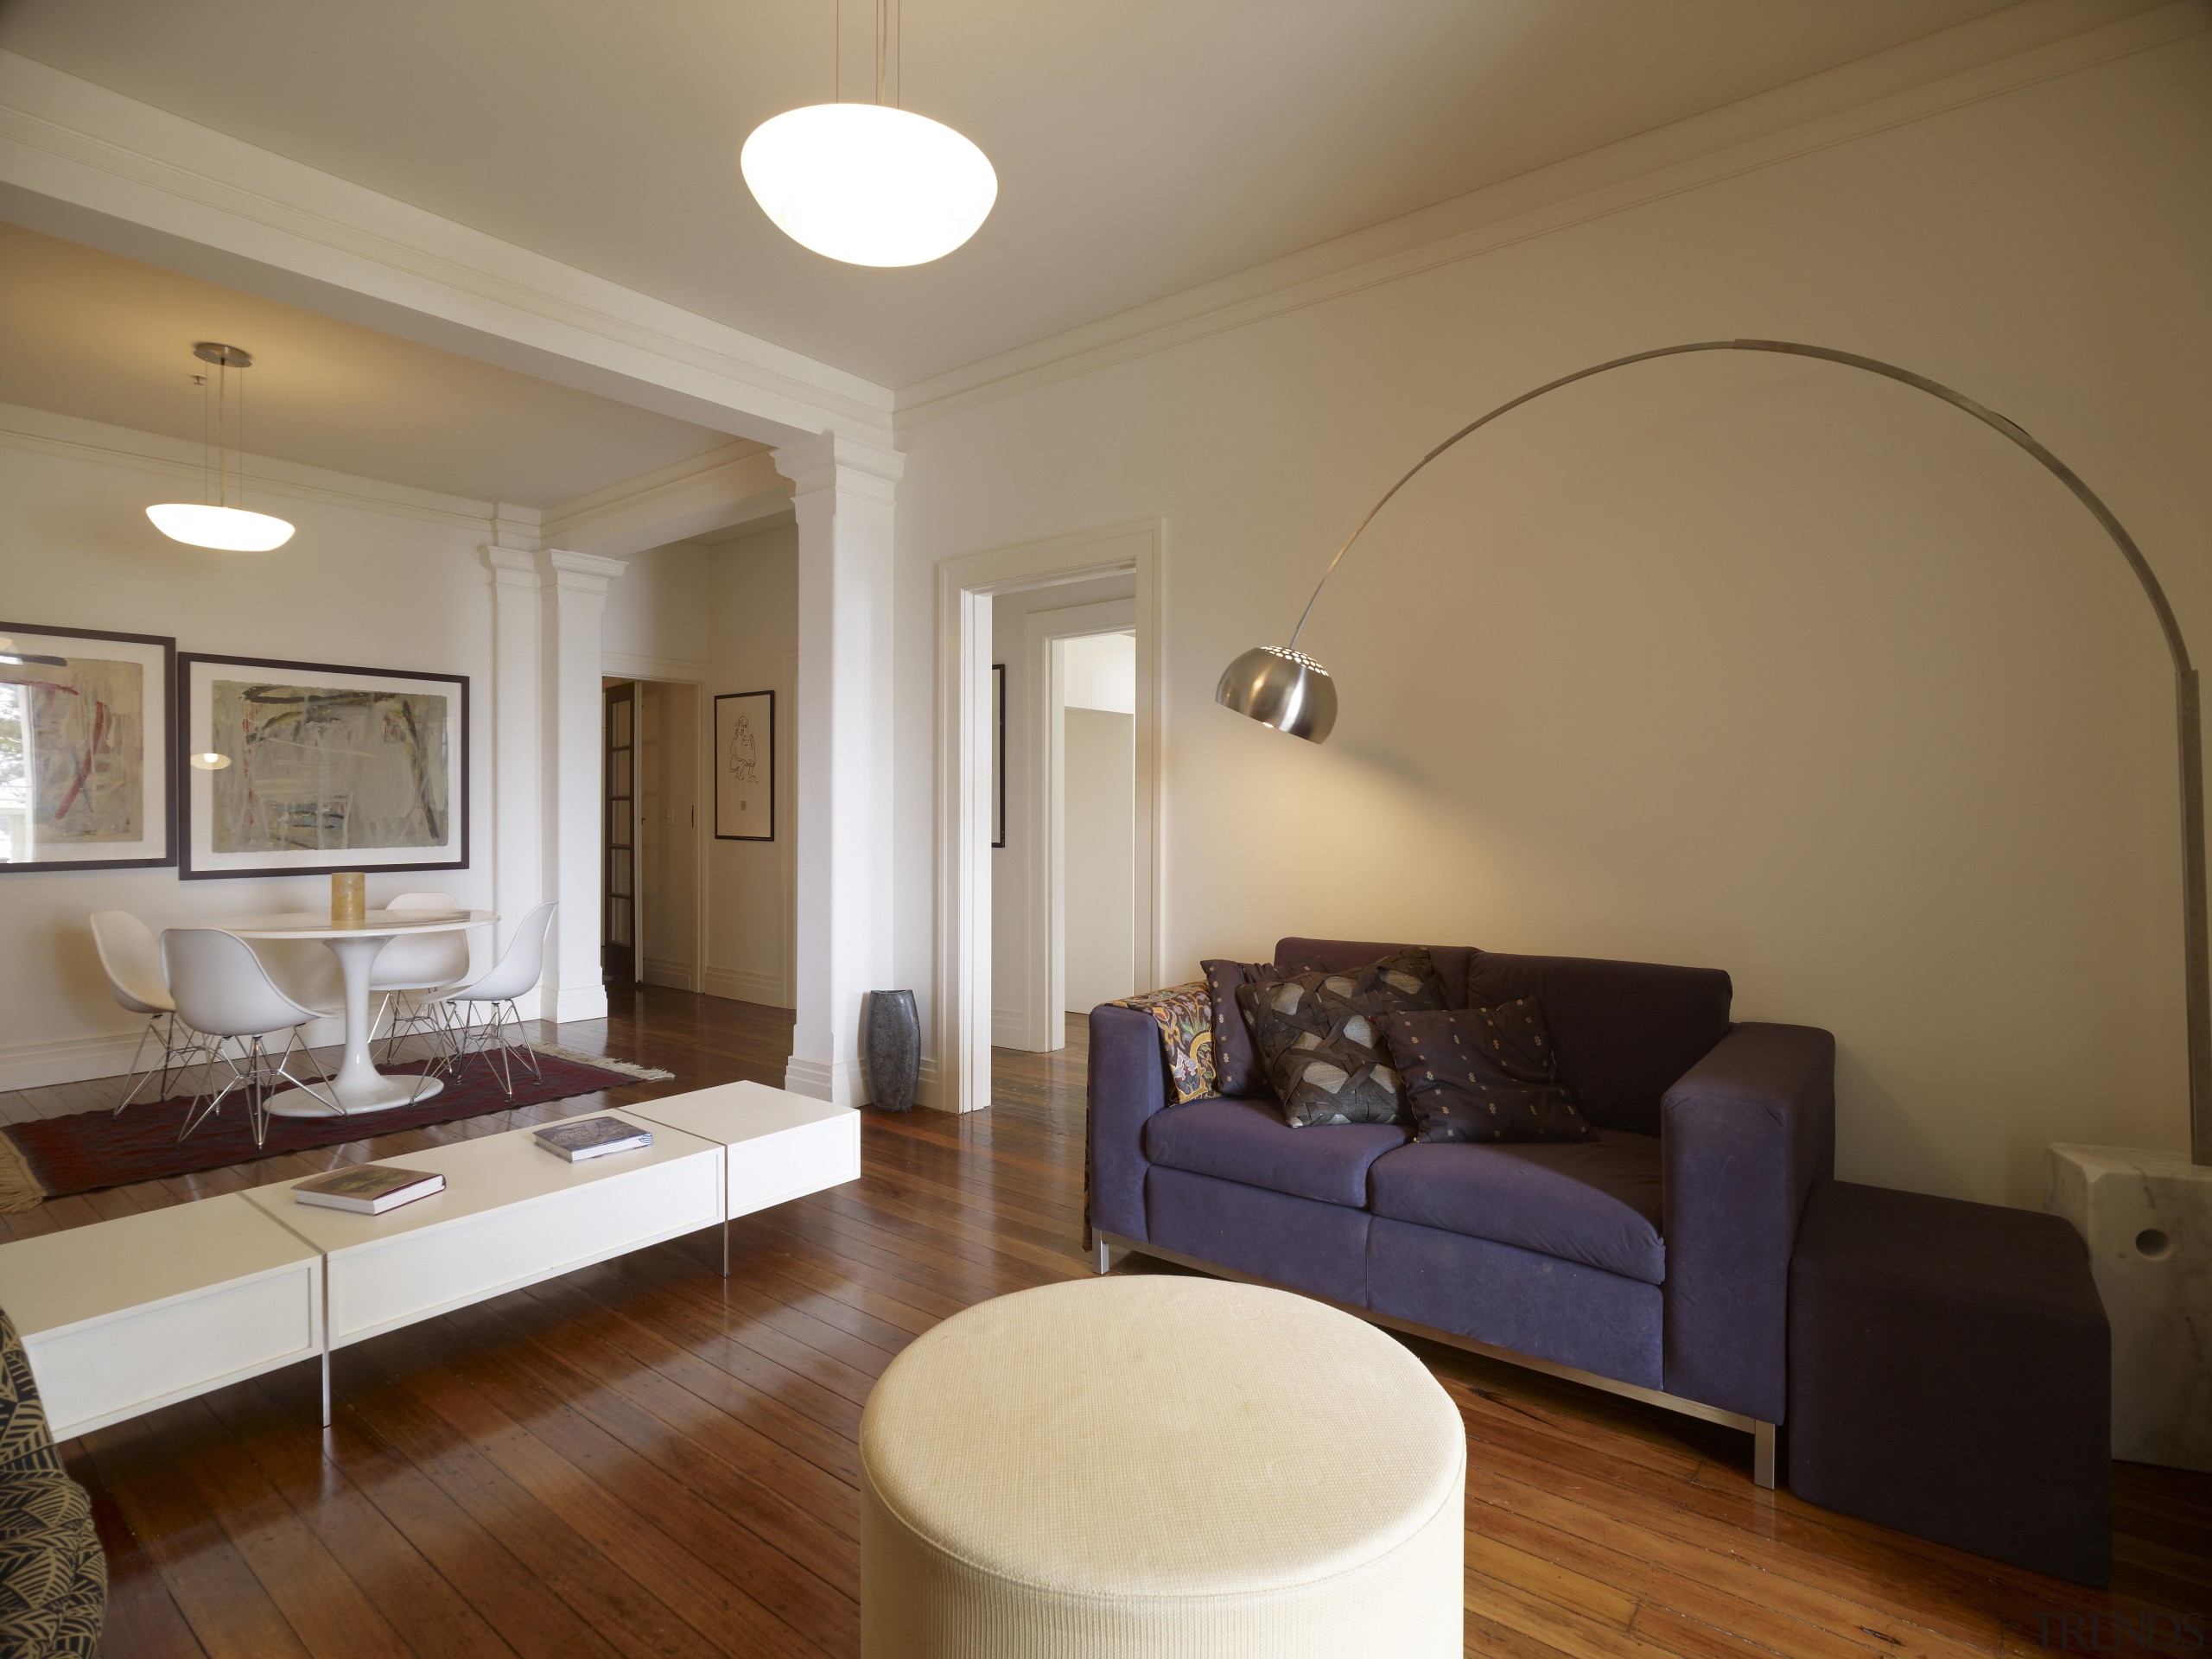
<box><xmin>1086</xmin><ymin>937</ymin><xmax>1835</xmax><ymax>1486</ymax></box>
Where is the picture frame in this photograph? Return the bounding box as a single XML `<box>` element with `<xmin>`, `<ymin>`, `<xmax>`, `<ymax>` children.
<box><xmin>715</xmin><ymin>690</ymin><xmax>775</xmax><ymax>841</ymax></box>
<box><xmin>0</xmin><ymin>620</ymin><xmax>176</xmax><ymax>871</ymax></box>
<box><xmin>178</xmin><ymin>652</ymin><xmax>469</xmax><ymax>880</ymax></box>
<box><xmin>992</xmin><ymin>663</ymin><xmax>1007</xmax><ymax>849</ymax></box>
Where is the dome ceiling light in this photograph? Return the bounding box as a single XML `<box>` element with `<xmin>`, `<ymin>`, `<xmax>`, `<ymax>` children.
<box><xmin>146</xmin><ymin>343</ymin><xmax>295</xmax><ymax>552</ymax></box>
<box><xmin>742</xmin><ymin>0</ymin><xmax>995</xmax><ymax>268</ymax></box>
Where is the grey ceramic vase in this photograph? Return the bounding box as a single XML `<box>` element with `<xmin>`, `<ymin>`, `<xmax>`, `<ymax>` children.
<box><xmin>863</xmin><ymin>989</ymin><xmax>920</xmax><ymax>1112</ymax></box>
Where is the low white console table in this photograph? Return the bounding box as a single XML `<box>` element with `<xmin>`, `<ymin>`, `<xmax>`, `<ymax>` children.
<box><xmin>0</xmin><ymin>1082</ymin><xmax>861</xmax><ymax>1436</ymax></box>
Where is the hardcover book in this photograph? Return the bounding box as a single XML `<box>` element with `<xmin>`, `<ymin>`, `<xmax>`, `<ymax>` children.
<box><xmin>533</xmin><ymin>1116</ymin><xmax>653</xmax><ymax>1162</ymax></box>
<box><xmin>294</xmin><ymin>1165</ymin><xmax>446</xmax><ymax>1215</ymax></box>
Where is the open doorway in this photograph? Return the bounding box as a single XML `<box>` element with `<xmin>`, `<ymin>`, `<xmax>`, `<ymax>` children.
<box><xmin>602</xmin><ymin>677</ymin><xmax>703</xmax><ymax>992</ymax></box>
<box><xmin>1058</xmin><ymin>628</ymin><xmax>1138</xmax><ymax>1018</ymax></box>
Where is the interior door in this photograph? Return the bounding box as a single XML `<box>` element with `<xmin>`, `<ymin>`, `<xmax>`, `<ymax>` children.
<box><xmin>603</xmin><ymin>682</ymin><xmax>635</xmax><ymax>986</ymax></box>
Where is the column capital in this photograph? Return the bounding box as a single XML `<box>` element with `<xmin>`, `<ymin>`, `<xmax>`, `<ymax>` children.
<box><xmin>535</xmin><ymin>547</ymin><xmax>629</xmax><ymax>595</ymax></box>
<box><xmin>772</xmin><ymin>431</ymin><xmax>905</xmax><ymax>500</ymax></box>
<box><xmin>481</xmin><ymin>545</ymin><xmax>538</xmax><ymax>587</ymax></box>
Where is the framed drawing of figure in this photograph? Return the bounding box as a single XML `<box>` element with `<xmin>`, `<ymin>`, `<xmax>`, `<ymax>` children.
<box><xmin>179</xmin><ymin>653</ymin><xmax>469</xmax><ymax>880</ymax></box>
<box><xmin>0</xmin><ymin>621</ymin><xmax>175</xmax><ymax>871</ymax></box>
<box><xmin>715</xmin><ymin>690</ymin><xmax>774</xmax><ymax>841</ymax></box>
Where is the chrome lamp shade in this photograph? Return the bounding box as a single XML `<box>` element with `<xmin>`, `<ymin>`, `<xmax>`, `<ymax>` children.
<box><xmin>1216</xmin><ymin>645</ymin><xmax>1337</xmax><ymax>743</ymax></box>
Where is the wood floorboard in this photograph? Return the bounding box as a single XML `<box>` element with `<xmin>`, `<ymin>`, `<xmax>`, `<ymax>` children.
<box><xmin>6</xmin><ymin>985</ymin><xmax>2198</xmax><ymax>1657</ymax></box>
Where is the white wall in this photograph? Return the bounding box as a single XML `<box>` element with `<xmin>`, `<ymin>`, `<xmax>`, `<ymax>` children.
<box><xmin>636</xmin><ymin>678</ymin><xmax>699</xmax><ymax>989</ymax></box>
<box><xmin>704</xmin><ymin>520</ymin><xmax>798</xmax><ymax>1007</ymax></box>
<box><xmin>988</xmin><ymin>576</ymin><xmax>1135</xmax><ymax>1046</ymax></box>
<box><xmin>602</xmin><ymin>542</ymin><xmax>710</xmax><ymax>669</ymax></box>
<box><xmin>1063</xmin><ymin>705</ymin><xmax>1135</xmax><ymax>1012</ymax></box>
<box><xmin>0</xmin><ymin>404</ymin><xmax>499</xmax><ymax>1087</ymax></box>
<box><xmin>1062</xmin><ymin>631</ymin><xmax>1135</xmax><ymax>715</ymax></box>
<box><xmin>893</xmin><ymin>34</ymin><xmax>2212</xmax><ymax>1205</ymax></box>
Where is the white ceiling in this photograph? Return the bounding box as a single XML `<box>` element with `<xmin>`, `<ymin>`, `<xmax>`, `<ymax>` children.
<box><xmin>0</xmin><ymin>0</ymin><xmax>2047</xmax><ymax>389</ymax></box>
<box><xmin>0</xmin><ymin>222</ymin><xmax>743</xmax><ymax>505</ymax></box>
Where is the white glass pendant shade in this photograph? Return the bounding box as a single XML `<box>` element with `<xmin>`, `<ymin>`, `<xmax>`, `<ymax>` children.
<box><xmin>742</xmin><ymin>103</ymin><xmax>996</xmax><ymax>266</ymax></box>
<box><xmin>145</xmin><ymin>503</ymin><xmax>296</xmax><ymax>552</ymax></box>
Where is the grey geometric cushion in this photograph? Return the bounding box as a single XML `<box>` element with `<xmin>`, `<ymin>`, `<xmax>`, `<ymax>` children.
<box><xmin>1377</xmin><ymin>999</ymin><xmax>1595</xmax><ymax>1144</ymax></box>
<box><xmin>1236</xmin><ymin>947</ymin><xmax>1446</xmax><ymax>1127</ymax></box>
<box><xmin>0</xmin><ymin>1310</ymin><xmax>104</xmax><ymax>1659</ymax></box>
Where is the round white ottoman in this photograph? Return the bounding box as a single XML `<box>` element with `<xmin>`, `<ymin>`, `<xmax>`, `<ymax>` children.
<box><xmin>860</xmin><ymin>1276</ymin><xmax>1465</xmax><ymax>1658</ymax></box>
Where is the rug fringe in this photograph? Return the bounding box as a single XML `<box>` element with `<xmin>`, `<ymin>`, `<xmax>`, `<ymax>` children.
<box><xmin>0</xmin><ymin>1135</ymin><xmax>49</xmax><ymax>1215</ymax></box>
<box><xmin>526</xmin><ymin>1043</ymin><xmax>675</xmax><ymax>1082</ymax></box>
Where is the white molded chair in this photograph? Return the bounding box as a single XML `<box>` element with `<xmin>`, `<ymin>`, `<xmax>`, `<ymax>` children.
<box><xmin>90</xmin><ymin>910</ymin><xmax>207</xmax><ymax>1114</ymax></box>
<box><xmin>371</xmin><ymin>890</ymin><xmax>472</xmax><ymax>1065</ymax></box>
<box><xmin>162</xmin><ymin>928</ymin><xmax>337</xmax><ymax>1147</ymax></box>
<box><xmin>439</xmin><ymin>903</ymin><xmax>556</xmax><ymax>1098</ymax></box>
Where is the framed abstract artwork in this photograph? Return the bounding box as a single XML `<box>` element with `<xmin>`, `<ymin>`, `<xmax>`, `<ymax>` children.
<box><xmin>178</xmin><ymin>653</ymin><xmax>469</xmax><ymax>880</ymax></box>
<box><xmin>0</xmin><ymin>621</ymin><xmax>175</xmax><ymax>871</ymax></box>
<box><xmin>715</xmin><ymin>690</ymin><xmax>774</xmax><ymax>841</ymax></box>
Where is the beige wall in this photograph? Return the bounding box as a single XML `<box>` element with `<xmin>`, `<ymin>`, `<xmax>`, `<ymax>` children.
<box><xmin>705</xmin><ymin>520</ymin><xmax>798</xmax><ymax>1007</ymax></box>
<box><xmin>893</xmin><ymin>32</ymin><xmax>2212</xmax><ymax>1205</ymax></box>
<box><xmin>636</xmin><ymin>679</ymin><xmax>700</xmax><ymax>989</ymax></box>
<box><xmin>1063</xmin><ymin>707</ymin><xmax>1136</xmax><ymax>1012</ymax></box>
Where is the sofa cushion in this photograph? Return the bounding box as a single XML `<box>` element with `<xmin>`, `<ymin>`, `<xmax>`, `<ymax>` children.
<box><xmin>1236</xmin><ymin>947</ymin><xmax>1447</xmax><ymax>1127</ymax></box>
<box><xmin>1276</xmin><ymin>938</ymin><xmax>1732</xmax><ymax>1136</ymax></box>
<box><xmin>1367</xmin><ymin>1130</ymin><xmax>1665</xmax><ymax>1284</ymax></box>
<box><xmin>1377</xmin><ymin>1001</ymin><xmax>1595</xmax><ymax>1144</ymax></box>
<box><xmin>1200</xmin><ymin>959</ymin><xmax>1281</xmax><ymax>1097</ymax></box>
<box><xmin>1145</xmin><ymin>1097</ymin><xmax>1408</xmax><ymax>1209</ymax></box>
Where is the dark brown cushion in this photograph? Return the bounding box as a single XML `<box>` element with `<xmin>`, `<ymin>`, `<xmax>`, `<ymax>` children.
<box><xmin>1376</xmin><ymin>1001</ymin><xmax>1595</xmax><ymax>1144</ymax></box>
<box><xmin>1200</xmin><ymin>959</ymin><xmax>1280</xmax><ymax>1097</ymax></box>
<box><xmin>1236</xmin><ymin>947</ymin><xmax>1446</xmax><ymax>1127</ymax></box>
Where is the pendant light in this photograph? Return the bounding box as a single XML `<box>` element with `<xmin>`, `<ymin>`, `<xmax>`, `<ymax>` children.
<box><xmin>147</xmin><ymin>343</ymin><xmax>295</xmax><ymax>552</ymax></box>
<box><xmin>741</xmin><ymin>0</ymin><xmax>995</xmax><ymax>267</ymax></box>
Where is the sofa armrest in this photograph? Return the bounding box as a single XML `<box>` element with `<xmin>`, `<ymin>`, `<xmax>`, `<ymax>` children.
<box><xmin>1086</xmin><ymin>1005</ymin><xmax>1171</xmax><ymax>1246</ymax></box>
<box><xmin>1662</xmin><ymin>1021</ymin><xmax>1835</xmax><ymax>1423</ymax></box>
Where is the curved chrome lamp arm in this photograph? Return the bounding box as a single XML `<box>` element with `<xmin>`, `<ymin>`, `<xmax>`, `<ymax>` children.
<box><xmin>1220</xmin><ymin>337</ymin><xmax>2209</xmax><ymax>1163</ymax></box>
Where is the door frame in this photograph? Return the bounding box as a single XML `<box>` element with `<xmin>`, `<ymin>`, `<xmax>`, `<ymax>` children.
<box><xmin>932</xmin><ymin>520</ymin><xmax>1163</xmax><ymax>1113</ymax></box>
<box><xmin>604</xmin><ymin>652</ymin><xmax>709</xmax><ymax>997</ymax></box>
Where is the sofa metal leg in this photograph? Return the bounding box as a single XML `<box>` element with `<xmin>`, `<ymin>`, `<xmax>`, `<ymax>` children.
<box><xmin>1753</xmin><ymin>1421</ymin><xmax>1777</xmax><ymax>1491</ymax></box>
<box><xmin>1091</xmin><ymin>1236</ymin><xmax>1113</xmax><ymax>1274</ymax></box>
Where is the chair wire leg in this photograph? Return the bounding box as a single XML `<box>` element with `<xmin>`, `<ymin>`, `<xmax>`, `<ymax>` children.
<box><xmin>113</xmin><ymin>1016</ymin><xmax>161</xmax><ymax>1114</ymax></box>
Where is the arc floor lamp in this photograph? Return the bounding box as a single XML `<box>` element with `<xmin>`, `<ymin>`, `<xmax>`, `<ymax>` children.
<box><xmin>1216</xmin><ymin>339</ymin><xmax>2209</xmax><ymax>1166</ymax></box>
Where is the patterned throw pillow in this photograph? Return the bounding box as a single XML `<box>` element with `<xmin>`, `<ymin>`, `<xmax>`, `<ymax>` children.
<box><xmin>1199</xmin><ymin>959</ymin><xmax>1281</xmax><ymax>1098</ymax></box>
<box><xmin>1103</xmin><ymin>982</ymin><xmax>1216</xmax><ymax>1103</ymax></box>
<box><xmin>1375</xmin><ymin>999</ymin><xmax>1595</xmax><ymax>1144</ymax></box>
<box><xmin>1236</xmin><ymin>947</ymin><xmax>1446</xmax><ymax>1127</ymax></box>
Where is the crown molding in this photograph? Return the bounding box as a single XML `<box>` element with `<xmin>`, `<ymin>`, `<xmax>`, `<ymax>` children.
<box><xmin>0</xmin><ymin>397</ymin><xmax>501</xmax><ymax>531</ymax></box>
<box><xmin>772</xmin><ymin>430</ymin><xmax>906</xmax><ymax>498</ymax></box>
<box><xmin>539</xmin><ymin>441</ymin><xmax>791</xmax><ymax>558</ymax></box>
<box><xmin>0</xmin><ymin>50</ymin><xmax>896</xmax><ymax>448</ymax></box>
<box><xmin>891</xmin><ymin>0</ymin><xmax>2204</xmax><ymax>430</ymax></box>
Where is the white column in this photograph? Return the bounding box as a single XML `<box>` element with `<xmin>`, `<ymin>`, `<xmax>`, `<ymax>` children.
<box><xmin>480</xmin><ymin>546</ymin><xmax>544</xmax><ymax>1005</ymax></box>
<box><xmin>776</xmin><ymin>432</ymin><xmax>904</xmax><ymax>1104</ymax></box>
<box><xmin>536</xmin><ymin>548</ymin><xmax>627</xmax><ymax>1025</ymax></box>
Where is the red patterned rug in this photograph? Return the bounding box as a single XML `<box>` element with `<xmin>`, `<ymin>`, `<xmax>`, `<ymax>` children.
<box><xmin>0</xmin><ymin>1047</ymin><xmax>673</xmax><ymax>1210</ymax></box>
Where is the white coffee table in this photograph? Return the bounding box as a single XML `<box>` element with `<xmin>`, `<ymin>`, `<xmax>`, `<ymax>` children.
<box><xmin>245</xmin><ymin>1109</ymin><xmax>722</xmax><ymax>1422</ymax></box>
<box><xmin>218</xmin><ymin>908</ymin><xmax>494</xmax><ymax>1116</ymax></box>
<box><xmin>626</xmin><ymin>1080</ymin><xmax>862</xmax><ymax>1274</ymax></box>
<box><xmin>0</xmin><ymin>1193</ymin><xmax>323</xmax><ymax>1440</ymax></box>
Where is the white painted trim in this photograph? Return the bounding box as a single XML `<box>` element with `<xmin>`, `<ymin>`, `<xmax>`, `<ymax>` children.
<box><xmin>602</xmin><ymin>652</ymin><xmax>709</xmax><ymax>685</ymax></box>
<box><xmin>891</xmin><ymin>0</ymin><xmax>2206</xmax><ymax>429</ymax></box>
<box><xmin>0</xmin><ymin>398</ymin><xmax>501</xmax><ymax>531</ymax></box>
<box><xmin>0</xmin><ymin>49</ymin><xmax>893</xmax><ymax>446</ymax></box>
<box><xmin>0</xmin><ymin>1016</ymin><xmax>346</xmax><ymax>1091</ymax></box>
<box><xmin>542</xmin><ymin>444</ymin><xmax>792</xmax><ymax>559</ymax></box>
<box><xmin>933</xmin><ymin>521</ymin><xmax>1163</xmax><ymax>1114</ymax></box>
<box><xmin>703</xmin><ymin>966</ymin><xmax>793</xmax><ymax>1008</ymax></box>
<box><xmin>1022</xmin><ymin>598</ymin><xmax>1138</xmax><ymax>1052</ymax></box>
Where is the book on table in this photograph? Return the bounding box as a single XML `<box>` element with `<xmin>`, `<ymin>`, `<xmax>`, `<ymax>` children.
<box><xmin>294</xmin><ymin>1165</ymin><xmax>446</xmax><ymax>1214</ymax></box>
<box><xmin>533</xmin><ymin>1116</ymin><xmax>653</xmax><ymax>1162</ymax></box>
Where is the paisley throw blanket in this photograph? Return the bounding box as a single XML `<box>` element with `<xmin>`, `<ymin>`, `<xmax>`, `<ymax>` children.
<box><xmin>1103</xmin><ymin>982</ymin><xmax>1216</xmax><ymax>1103</ymax></box>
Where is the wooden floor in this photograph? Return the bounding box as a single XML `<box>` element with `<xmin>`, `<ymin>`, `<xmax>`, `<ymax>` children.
<box><xmin>7</xmin><ymin>987</ymin><xmax>2203</xmax><ymax>1657</ymax></box>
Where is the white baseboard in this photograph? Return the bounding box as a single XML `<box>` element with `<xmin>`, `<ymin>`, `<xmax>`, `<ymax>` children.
<box><xmin>702</xmin><ymin>965</ymin><xmax>791</xmax><ymax>1008</ymax></box>
<box><xmin>992</xmin><ymin>1007</ymin><xmax>1029</xmax><ymax>1047</ymax></box>
<box><xmin>785</xmin><ymin>1051</ymin><xmax>864</xmax><ymax>1106</ymax></box>
<box><xmin>642</xmin><ymin>957</ymin><xmax>696</xmax><ymax>992</ymax></box>
<box><xmin>913</xmin><ymin>1054</ymin><xmax>943</xmax><ymax>1110</ymax></box>
<box><xmin>545</xmin><ymin>982</ymin><xmax>609</xmax><ymax>1025</ymax></box>
<box><xmin>0</xmin><ymin>1013</ymin><xmax>352</xmax><ymax>1091</ymax></box>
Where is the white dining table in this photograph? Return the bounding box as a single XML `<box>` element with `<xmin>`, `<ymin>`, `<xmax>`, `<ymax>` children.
<box><xmin>215</xmin><ymin>909</ymin><xmax>497</xmax><ymax>1117</ymax></box>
